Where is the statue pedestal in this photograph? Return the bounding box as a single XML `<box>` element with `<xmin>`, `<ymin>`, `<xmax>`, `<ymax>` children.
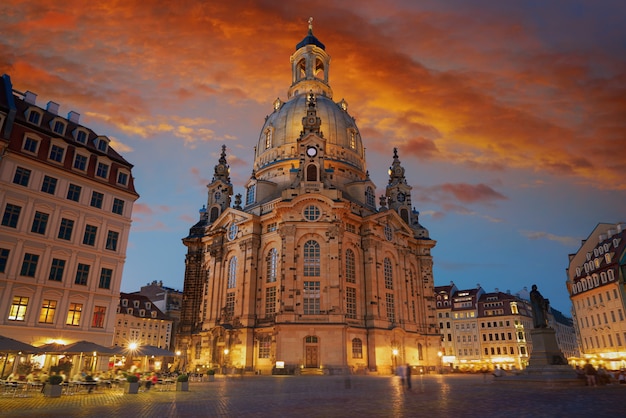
<box><xmin>499</xmin><ymin>327</ymin><xmax>581</xmax><ymax>385</ymax></box>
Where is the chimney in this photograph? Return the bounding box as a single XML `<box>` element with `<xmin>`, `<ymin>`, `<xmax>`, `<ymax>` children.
<box><xmin>24</xmin><ymin>91</ymin><xmax>37</xmax><ymax>105</ymax></box>
<box><xmin>67</xmin><ymin>111</ymin><xmax>80</xmax><ymax>124</ymax></box>
<box><xmin>46</xmin><ymin>101</ymin><xmax>59</xmax><ymax>115</ymax></box>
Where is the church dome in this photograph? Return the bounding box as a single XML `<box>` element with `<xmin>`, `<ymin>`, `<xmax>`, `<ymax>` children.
<box><xmin>253</xmin><ymin>20</ymin><xmax>365</xmax><ymax>175</ymax></box>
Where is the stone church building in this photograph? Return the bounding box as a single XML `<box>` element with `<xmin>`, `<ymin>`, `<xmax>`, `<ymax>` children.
<box><xmin>177</xmin><ymin>22</ymin><xmax>439</xmax><ymax>375</ymax></box>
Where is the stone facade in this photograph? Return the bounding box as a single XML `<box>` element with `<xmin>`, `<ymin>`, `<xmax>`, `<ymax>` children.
<box><xmin>177</xmin><ymin>23</ymin><xmax>439</xmax><ymax>375</ymax></box>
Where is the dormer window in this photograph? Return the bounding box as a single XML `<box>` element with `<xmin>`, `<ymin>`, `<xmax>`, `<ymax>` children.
<box><xmin>75</xmin><ymin>129</ymin><xmax>88</xmax><ymax>144</ymax></box>
<box><xmin>127</xmin><ymin>308</ymin><xmax>133</xmax><ymax>315</ymax></box>
<box><xmin>96</xmin><ymin>162</ymin><xmax>109</xmax><ymax>179</ymax></box>
<box><xmin>133</xmin><ymin>300</ymin><xmax>140</xmax><ymax>308</ymax></box>
<box><xmin>117</xmin><ymin>171</ymin><xmax>129</xmax><ymax>187</ymax></box>
<box><xmin>145</xmin><ymin>302</ymin><xmax>151</xmax><ymax>310</ymax></box>
<box><xmin>121</xmin><ymin>299</ymin><xmax>128</xmax><ymax>307</ymax></box>
<box><xmin>151</xmin><ymin>311</ymin><xmax>157</xmax><ymax>318</ymax></box>
<box><xmin>96</xmin><ymin>136</ymin><xmax>109</xmax><ymax>153</ymax></box>
<box><xmin>27</xmin><ymin>109</ymin><xmax>42</xmax><ymax>125</ymax></box>
<box><xmin>52</xmin><ymin>119</ymin><xmax>66</xmax><ymax>135</ymax></box>
<box><xmin>49</xmin><ymin>144</ymin><xmax>65</xmax><ymax>163</ymax></box>
<box><xmin>139</xmin><ymin>309</ymin><xmax>146</xmax><ymax>317</ymax></box>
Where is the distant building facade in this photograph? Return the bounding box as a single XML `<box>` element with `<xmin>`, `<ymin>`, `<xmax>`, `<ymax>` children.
<box><xmin>113</xmin><ymin>292</ymin><xmax>173</xmax><ymax>350</ymax></box>
<box><xmin>135</xmin><ymin>280</ymin><xmax>182</xmax><ymax>349</ymax></box>
<box><xmin>178</xmin><ymin>24</ymin><xmax>440</xmax><ymax>375</ymax></box>
<box><xmin>567</xmin><ymin>222</ymin><xmax>626</xmax><ymax>370</ymax></box>
<box><xmin>0</xmin><ymin>74</ymin><xmax>138</xmax><ymax>349</ymax></box>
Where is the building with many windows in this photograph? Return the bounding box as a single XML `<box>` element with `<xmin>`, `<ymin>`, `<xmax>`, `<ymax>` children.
<box><xmin>113</xmin><ymin>293</ymin><xmax>173</xmax><ymax>350</ymax></box>
<box><xmin>178</xmin><ymin>23</ymin><xmax>440</xmax><ymax>375</ymax></box>
<box><xmin>0</xmin><ymin>74</ymin><xmax>138</xmax><ymax>351</ymax></box>
<box><xmin>567</xmin><ymin>222</ymin><xmax>626</xmax><ymax>370</ymax></box>
<box><xmin>134</xmin><ymin>280</ymin><xmax>182</xmax><ymax>350</ymax></box>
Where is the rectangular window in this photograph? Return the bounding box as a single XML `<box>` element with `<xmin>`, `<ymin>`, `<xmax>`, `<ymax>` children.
<box><xmin>0</xmin><ymin>248</ymin><xmax>9</xmax><ymax>273</ymax></box>
<box><xmin>106</xmin><ymin>231</ymin><xmax>119</xmax><ymax>251</ymax></box>
<box><xmin>225</xmin><ymin>292</ymin><xmax>235</xmax><ymax>317</ymax></box>
<box><xmin>2</xmin><ymin>204</ymin><xmax>22</xmax><ymax>228</ymax></box>
<box><xmin>58</xmin><ymin>218</ymin><xmax>74</xmax><ymax>240</ymax></box>
<box><xmin>23</xmin><ymin>136</ymin><xmax>38</xmax><ymax>152</ymax></box>
<box><xmin>90</xmin><ymin>191</ymin><xmax>104</xmax><ymax>209</ymax></box>
<box><xmin>117</xmin><ymin>172</ymin><xmax>128</xmax><ymax>186</ymax></box>
<box><xmin>67</xmin><ymin>184</ymin><xmax>82</xmax><ymax>202</ymax></box>
<box><xmin>96</xmin><ymin>162</ymin><xmax>109</xmax><ymax>178</ymax></box>
<box><xmin>303</xmin><ymin>281</ymin><xmax>321</xmax><ymax>315</ymax></box>
<box><xmin>66</xmin><ymin>303</ymin><xmax>82</xmax><ymax>326</ymax></box>
<box><xmin>75</xmin><ymin>263</ymin><xmax>90</xmax><ymax>285</ymax></box>
<box><xmin>20</xmin><ymin>253</ymin><xmax>39</xmax><ymax>277</ymax></box>
<box><xmin>112</xmin><ymin>198</ymin><xmax>125</xmax><ymax>215</ymax></box>
<box><xmin>39</xmin><ymin>299</ymin><xmax>57</xmax><ymax>324</ymax></box>
<box><xmin>265</xmin><ymin>286</ymin><xmax>276</xmax><ymax>318</ymax></box>
<box><xmin>83</xmin><ymin>225</ymin><xmax>98</xmax><ymax>246</ymax></box>
<box><xmin>49</xmin><ymin>258</ymin><xmax>66</xmax><ymax>282</ymax></box>
<box><xmin>258</xmin><ymin>337</ymin><xmax>271</xmax><ymax>359</ymax></box>
<box><xmin>9</xmin><ymin>296</ymin><xmax>29</xmax><ymax>321</ymax></box>
<box><xmin>74</xmin><ymin>154</ymin><xmax>88</xmax><ymax>170</ymax></box>
<box><xmin>41</xmin><ymin>175</ymin><xmax>58</xmax><ymax>194</ymax></box>
<box><xmin>386</xmin><ymin>293</ymin><xmax>395</xmax><ymax>323</ymax></box>
<box><xmin>346</xmin><ymin>287</ymin><xmax>357</xmax><ymax>319</ymax></box>
<box><xmin>92</xmin><ymin>306</ymin><xmax>106</xmax><ymax>328</ymax></box>
<box><xmin>49</xmin><ymin>145</ymin><xmax>64</xmax><ymax>162</ymax></box>
<box><xmin>13</xmin><ymin>167</ymin><xmax>31</xmax><ymax>186</ymax></box>
<box><xmin>99</xmin><ymin>268</ymin><xmax>113</xmax><ymax>289</ymax></box>
<box><xmin>31</xmin><ymin>211</ymin><xmax>49</xmax><ymax>234</ymax></box>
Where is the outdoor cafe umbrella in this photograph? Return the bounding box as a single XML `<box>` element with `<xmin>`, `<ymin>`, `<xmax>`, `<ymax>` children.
<box><xmin>0</xmin><ymin>335</ymin><xmax>39</xmax><ymax>377</ymax></box>
<box><xmin>132</xmin><ymin>345</ymin><xmax>175</xmax><ymax>357</ymax></box>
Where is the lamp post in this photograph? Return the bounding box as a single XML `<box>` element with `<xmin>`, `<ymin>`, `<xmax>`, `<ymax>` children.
<box><xmin>437</xmin><ymin>351</ymin><xmax>443</xmax><ymax>374</ymax></box>
<box><xmin>392</xmin><ymin>348</ymin><xmax>399</xmax><ymax>374</ymax></box>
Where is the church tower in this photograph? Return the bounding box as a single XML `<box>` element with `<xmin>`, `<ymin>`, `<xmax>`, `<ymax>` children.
<box><xmin>178</xmin><ymin>19</ymin><xmax>438</xmax><ymax>375</ymax></box>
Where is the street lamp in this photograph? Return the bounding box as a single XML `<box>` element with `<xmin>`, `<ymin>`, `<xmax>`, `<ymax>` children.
<box><xmin>392</xmin><ymin>348</ymin><xmax>399</xmax><ymax>374</ymax></box>
<box><xmin>437</xmin><ymin>351</ymin><xmax>443</xmax><ymax>374</ymax></box>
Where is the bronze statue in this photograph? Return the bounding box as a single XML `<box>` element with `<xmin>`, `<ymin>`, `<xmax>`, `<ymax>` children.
<box><xmin>530</xmin><ymin>284</ymin><xmax>550</xmax><ymax>328</ymax></box>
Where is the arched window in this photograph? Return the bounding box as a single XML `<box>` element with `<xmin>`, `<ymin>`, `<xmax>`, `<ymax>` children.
<box><xmin>417</xmin><ymin>343</ymin><xmax>423</xmax><ymax>361</ymax></box>
<box><xmin>352</xmin><ymin>338</ymin><xmax>363</xmax><ymax>358</ymax></box>
<box><xmin>365</xmin><ymin>187</ymin><xmax>375</xmax><ymax>207</ymax></box>
<box><xmin>400</xmin><ymin>208</ymin><xmax>409</xmax><ymax>223</ymax></box>
<box><xmin>384</xmin><ymin>258</ymin><xmax>393</xmax><ymax>289</ymax></box>
<box><xmin>306</xmin><ymin>164</ymin><xmax>318</xmax><ymax>181</ymax></box>
<box><xmin>345</xmin><ymin>249</ymin><xmax>355</xmax><ymax>283</ymax></box>
<box><xmin>304</xmin><ymin>240</ymin><xmax>320</xmax><ymax>277</ymax></box>
<box><xmin>209</xmin><ymin>207</ymin><xmax>219</xmax><ymax>222</ymax></box>
<box><xmin>267</xmin><ymin>248</ymin><xmax>278</xmax><ymax>283</ymax></box>
<box><xmin>264</xmin><ymin>128</ymin><xmax>272</xmax><ymax>149</ymax></box>
<box><xmin>228</xmin><ymin>256</ymin><xmax>237</xmax><ymax>288</ymax></box>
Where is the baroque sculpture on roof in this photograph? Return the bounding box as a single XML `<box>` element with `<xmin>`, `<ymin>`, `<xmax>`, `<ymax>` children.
<box><xmin>177</xmin><ymin>19</ymin><xmax>439</xmax><ymax>375</ymax></box>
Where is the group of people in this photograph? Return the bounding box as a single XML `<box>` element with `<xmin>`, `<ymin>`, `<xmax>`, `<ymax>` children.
<box><xmin>578</xmin><ymin>363</ymin><xmax>626</xmax><ymax>386</ymax></box>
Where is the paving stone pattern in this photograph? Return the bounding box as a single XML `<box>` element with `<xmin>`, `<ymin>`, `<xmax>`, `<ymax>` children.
<box><xmin>0</xmin><ymin>374</ymin><xmax>620</xmax><ymax>417</ymax></box>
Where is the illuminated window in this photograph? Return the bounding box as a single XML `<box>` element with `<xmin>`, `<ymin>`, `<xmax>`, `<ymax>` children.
<box><xmin>352</xmin><ymin>338</ymin><xmax>363</xmax><ymax>358</ymax></box>
<box><xmin>258</xmin><ymin>336</ymin><xmax>271</xmax><ymax>358</ymax></box>
<box><xmin>39</xmin><ymin>299</ymin><xmax>57</xmax><ymax>324</ymax></box>
<box><xmin>66</xmin><ymin>303</ymin><xmax>83</xmax><ymax>326</ymax></box>
<box><xmin>9</xmin><ymin>296</ymin><xmax>29</xmax><ymax>321</ymax></box>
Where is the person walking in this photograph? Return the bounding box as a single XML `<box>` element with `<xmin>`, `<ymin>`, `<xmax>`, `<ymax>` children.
<box><xmin>405</xmin><ymin>364</ymin><xmax>412</xmax><ymax>390</ymax></box>
<box><xmin>584</xmin><ymin>363</ymin><xmax>597</xmax><ymax>387</ymax></box>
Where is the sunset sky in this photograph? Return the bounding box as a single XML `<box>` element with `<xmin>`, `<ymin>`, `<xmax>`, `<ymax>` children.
<box><xmin>2</xmin><ymin>1</ymin><xmax>625</xmax><ymax>313</ymax></box>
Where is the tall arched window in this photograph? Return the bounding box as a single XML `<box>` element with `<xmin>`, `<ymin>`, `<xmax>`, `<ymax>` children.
<box><xmin>209</xmin><ymin>207</ymin><xmax>219</xmax><ymax>222</ymax></box>
<box><xmin>345</xmin><ymin>249</ymin><xmax>355</xmax><ymax>283</ymax></box>
<box><xmin>246</xmin><ymin>184</ymin><xmax>256</xmax><ymax>206</ymax></box>
<box><xmin>304</xmin><ymin>240</ymin><xmax>320</xmax><ymax>277</ymax></box>
<box><xmin>267</xmin><ymin>248</ymin><xmax>278</xmax><ymax>283</ymax></box>
<box><xmin>400</xmin><ymin>208</ymin><xmax>409</xmax><ymax>224</ymax></box>
<box><xmin>384</xmin><ymin>258</ymin><xmax>393</xmax><ymax>289</ymax></box>
<box><xmin>306</xmin><ymin>164</ymin><xmax>318</xmax><ymax>181</ymax></box>
<box><xmin>365</xmin><ymin>187</ymin><xmax>375</xmax><ymax>207</ymax></box>
<box><xmin>228</xmin><ymin>256</ymin><xmax>237</xmax><ymax>288</ymax></box>
<box><xmin>417</xmin><ymin>343</ymin><xmax>424</xmax><ymax>361</ymax></box>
